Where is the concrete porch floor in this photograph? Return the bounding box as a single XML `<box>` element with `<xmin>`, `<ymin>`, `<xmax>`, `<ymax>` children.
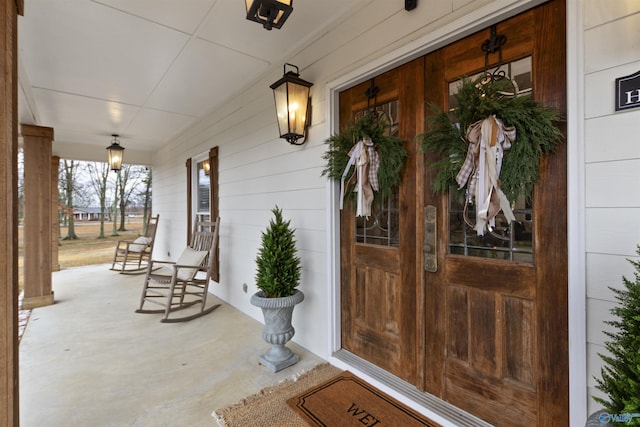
<box><xmin>19</xmin><ymin>264</ymin><xmax>325</xmax><ymax>427</ymax></box>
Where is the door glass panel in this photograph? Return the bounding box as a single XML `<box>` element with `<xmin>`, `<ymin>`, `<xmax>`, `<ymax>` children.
<box><xmin>354</xmin><ymin>100</ymin><xmax>400</xmax><ymax>247</ymax></box>
<box><xmin>447</xmin><ymin>56</ymin><xmax>533</xmax><ymax>262</ymax></box>
<box><xmin>448</xmin><ymin>57</ymin><xmax>532</xmax><ymax>109</ymax></box>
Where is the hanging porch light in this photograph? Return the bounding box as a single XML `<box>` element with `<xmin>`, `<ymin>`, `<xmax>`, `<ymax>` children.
<box><xmin>106</xmin><ymin>134</ymin><xmax>125</xmax><ymax>171</ymax></box>
<box><xmin>270</xmin><ymin>63</ymin><xmax>313</xmax><ymax>145</ymax></box>
<box><xmin>245</xmin><ymin>0</ymin><xmax>293</xmax><ymax>31</ymax></box>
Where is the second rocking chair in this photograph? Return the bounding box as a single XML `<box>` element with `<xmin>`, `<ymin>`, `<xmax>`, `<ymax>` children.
<box><xmin>111</xmin><ymin>214</ymin><xmax>160</xmax><ymax>274</ymax></box>
<box><xmin>136</xmin><ymin>217</ymin><xmax>220</xmax><ymax>323</ymax></box>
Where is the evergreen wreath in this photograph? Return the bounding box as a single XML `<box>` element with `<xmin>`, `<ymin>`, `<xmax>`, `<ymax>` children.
<box><xmin>322</xmin><ymin>112</ymin><xmax>408</xmax><ymax>206</ymax></box>
<box><xmin>418</xmin><ymin>76</ymin><xmax>563</xmax><ymax>204</ymax></box>
<box><xmin>594</xmin><ymin>245</ymin><xmax>640</xmax><ymax>424</ymax></box>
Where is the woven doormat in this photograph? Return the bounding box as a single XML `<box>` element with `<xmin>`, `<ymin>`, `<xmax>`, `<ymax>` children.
<box><xmin>213</xmin><ymin>363</ymin><xmax>342</xmax><ymax>426</ymax></box>
<box><xmin>287</xmin><ymin>371</ymin><xmax>441</xmax><ymax>426</ymax></box>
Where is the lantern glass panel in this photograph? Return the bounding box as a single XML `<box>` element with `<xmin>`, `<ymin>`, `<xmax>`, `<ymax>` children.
<box><xmin>286</xmin><ymin>82</ymin><xmax>309</xmax><ymax>136</ymax></box>
<box><xmin>273</xmin><ymin>83</ymin><xmax>289</xmax><ymax>138</ymax></box>
<box><xmin>108</xmin><ymin>146</ymin><xmax>124</xmax><ymax>170</ymax></box>
<box><xmin>273</xmin><ymin>81</ymin><xmax>309</xmax><ymax>139</ymax></box>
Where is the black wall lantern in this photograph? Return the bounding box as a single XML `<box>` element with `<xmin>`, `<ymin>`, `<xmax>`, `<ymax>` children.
<box><xmin>270</xmin><ymin>63</ymin><xmax>313</xmax><ymax>145</ymax></box>
<box><xmin>245</xmin><ymin>0</ymin><xmax>292</xmax><ymax>30</ymax></box>
<box><xmin>106</xmin><ymin>134</ymin><xmax>125</xmax><ymax>171</ymax></box>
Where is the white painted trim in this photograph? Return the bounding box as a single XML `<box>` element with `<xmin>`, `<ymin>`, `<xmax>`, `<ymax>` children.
<box><xmin>51</xmin><ymin>141</ymin><xmax>151</xmax><ymax>166</ymax></box>
<box><xmin>18</xmin><ymin>57</ymin><xmax>40</xmax><ymax>124</ymax></box>
<box><xmin>567</xmin><ymin>0</ymin><xmax>588</xmax><ymax>424</ymax></box>
<box><xmin>326</xmin><ymin>183</ymin><xmax>341</xmax><ymax>355</ymax></box>
<box><xmin>326</xmin><ymin>81</ymin><xmax>342</xmax><ymax>356</ymax></box>
<box><xmin>325</xmin><ymin>0</ymin><xmax>580</xmax><ymax>422</ymax></box>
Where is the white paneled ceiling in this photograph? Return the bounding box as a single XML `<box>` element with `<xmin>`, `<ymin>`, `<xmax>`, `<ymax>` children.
<box><xmin>18</xmin><ymin>0</ymin><xmax>362</xmax><ymax>158</ymax></box>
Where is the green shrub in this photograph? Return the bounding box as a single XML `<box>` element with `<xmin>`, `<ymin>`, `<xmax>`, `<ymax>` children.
<box><xmin>595</xmin><ymin>246</ymin><xmax>640</xmax><ymax>425</ymax></box>
<box><xmin>255</xmin><ymin>206</ymin><xmax>301</xmax><ymax>298</ymax></box>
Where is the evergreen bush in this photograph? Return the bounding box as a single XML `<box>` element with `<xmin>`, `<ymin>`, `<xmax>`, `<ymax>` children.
<box><xmin>255</xmin><ymin>206</ymin><xmax>301</xmax><ymax>298</ymax></box>
<box><xmin>595</xmin><ymin>245</ymin><xmax>640</xmax><ymax>425</ymax></box>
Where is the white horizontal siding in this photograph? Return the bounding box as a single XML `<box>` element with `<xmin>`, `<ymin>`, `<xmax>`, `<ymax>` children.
<box><xmin>152</xmin><ymin>0</ymin><xmax>532</xmax><ymax>362</ymax></box>
<box><xmin>586</xmin><ymin>253</ymin><xmax>637</xmax><ymax>301</ymax></box>
<box><xmin>585</xmin><ymin>11</ymin><xmax>640</xmax><ymax>74</ymax></box>
<box><xmin>587</xmin><ymin>342</ymin><xmax>610</xmax><ymax>414</ymax></box>
<box><xmin>586</xmin><ymin>208</ymin><xmax>640</xmax><ymax>255</ymax></box>
<box><xmin>585</xmin><ymin>160</ymin><xmax>640</xmax><ymax>206</ymax></box>
<box><xmin>585</xmin><ymin>110</ymin><xmax>640</xmax><ymax>161</ymax></box>
<box><xmin>583</xmin><ymin>1</ymin><xmax>640</xmax><ymax>415</ymax></box>
<box><xmin>221</xmin><ymin>144</ymin><xmax>325</xmax><ymax>184</ymax></box>
<box><xmin>586</xmin><ymin>297</ymin><xmax>617</xmax><ymax>346</ymax></box>
<box><xmin>584</xmin><ymin>0</ymin><xmax>640</xmax><ymax>30</ymax></box>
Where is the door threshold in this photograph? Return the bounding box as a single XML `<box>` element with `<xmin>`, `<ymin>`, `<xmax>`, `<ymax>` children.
<box><xmin>332</xmin><ymin>349</ymin><xmax>493</xmax><ymax>427</ymax></box>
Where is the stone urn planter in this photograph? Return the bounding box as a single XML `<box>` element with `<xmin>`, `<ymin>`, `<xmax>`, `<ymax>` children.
<box><xmin>250</xmin><ymin>289</ymin><xmax>304</xmax><ymax>372</ymax></box>
<box><xmin>252</xmin><ymin>206</ymin><xmax>304</xmax><ymax>372</ymax></box>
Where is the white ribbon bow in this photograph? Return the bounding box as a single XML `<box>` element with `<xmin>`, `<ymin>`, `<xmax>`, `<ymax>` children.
<box><xmin>456</xmin><ymin>115</ymin><xmax>516</xmax><ymax>235</ymax></box>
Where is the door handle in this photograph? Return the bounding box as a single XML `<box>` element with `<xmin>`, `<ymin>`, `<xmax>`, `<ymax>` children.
<box><xmin>424</xmin><ymin>205</ymin><xmax>437</xmax><ymax>272</ymax></box>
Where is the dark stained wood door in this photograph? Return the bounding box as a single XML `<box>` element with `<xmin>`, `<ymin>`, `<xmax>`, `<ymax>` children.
<box><xmin>422</xmin><ymin>1</ymin><xmax>567</xmax><ymax>426</ymax></box>
<box><xmin>339</xmin><ymin>2</ymin><xmax>567</xmax><ymax>425</ymax></box>
<box><xmin>340</xmin><ymin>58</ymin><xmax>424</xmax><ymax>384</ymax></box>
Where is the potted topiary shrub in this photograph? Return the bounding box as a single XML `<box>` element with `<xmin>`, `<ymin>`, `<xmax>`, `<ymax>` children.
<box><xmin>250</xmin><ymin>206</ymin><xmax>304</xmax><ymax>372</ymax></box>
<box><xmin>589</xmin><ymin>245</ymin><xmax>640</xmax><ymax>426</ymax></box>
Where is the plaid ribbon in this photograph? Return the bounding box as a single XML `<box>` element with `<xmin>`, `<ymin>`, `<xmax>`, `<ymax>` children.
<box><xmin>456</xmin><ymin>116</ymin><xmax>516</xmax><ymax>235</ymax></box>
<box><xmin>455</xmin><ymin>121</ymin><xmax>481</xmax><ymax>190</ymax></box>
<box><xmin>339</xmin><ymin>138</ymin><xmax>380</xmax><ymax>217</ymax></box>
<box><xmin>364</xmin><ymin>139</ymin><xmax>380</xmax><ymax>192</ymax></box>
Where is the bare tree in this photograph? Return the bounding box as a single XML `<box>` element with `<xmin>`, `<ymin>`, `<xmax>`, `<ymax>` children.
<box><xmin>60</xmin><ymin>159</ymin><xmax>79</xmax><ymax>240</ymax></box>
<box><xmin>117</xmin><ymin>165</ymin><xmax>144</xmax><ymax>232</ymax></box>
<box><xmin>86</xmin><ymin>162</ymin><xmax>110</xmax><ymax>238</ymax></box>
<box><xmin>140</xmin><ymin>168</ymin><xmax>152</xmax><ymax>234</ymax></box>
<box><xmin>111</xmin><ymin>170</ymin><xmax>120</xmax><ymax>236</ymax></box>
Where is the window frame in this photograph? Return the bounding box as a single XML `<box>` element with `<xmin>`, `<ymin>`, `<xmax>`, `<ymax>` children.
<box><xmin>186</xmin><ymin>146</ymin><xmax>219</xmax><ymax>281</ymax></box>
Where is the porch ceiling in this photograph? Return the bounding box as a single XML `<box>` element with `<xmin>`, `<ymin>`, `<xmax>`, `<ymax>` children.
<box><xmin>17</xmin><ymin>0</ymin><xmax>361</xmax><ymax>161</ymax></box>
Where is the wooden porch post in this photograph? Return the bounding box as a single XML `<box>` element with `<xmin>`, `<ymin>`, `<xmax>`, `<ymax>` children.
<box><xmin>21</xmin><ymin>124</ymin><xmax>54</xmax><ymax>309</ymax></box>
<box><xmin>51</xmin><ymin>155</ymin><xmax>60</xmax><ymax>271</ymax></box>
<box><xmin>1</xmin><ymin>0</ymin><xmax>23</xmax><ymax>425</ymax></box>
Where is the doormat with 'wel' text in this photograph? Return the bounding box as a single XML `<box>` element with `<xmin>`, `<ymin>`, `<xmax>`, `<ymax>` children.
<box><xmin>287</xmin><ymin>371</ymin><xmax>441</xmax><ymax>427</ymax></box>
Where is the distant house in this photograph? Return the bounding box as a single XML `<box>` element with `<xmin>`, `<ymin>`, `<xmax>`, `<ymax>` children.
<box><xmin>72</xmin><ymin>207</ymin><xmax>103</xmax><ymax>221</ymax></box>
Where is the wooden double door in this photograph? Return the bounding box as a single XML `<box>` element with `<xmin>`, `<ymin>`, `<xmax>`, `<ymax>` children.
<box><xmin>339</xmin><ymin>1</ymin><xmax>567</xmax><ymax>426</ymax></box>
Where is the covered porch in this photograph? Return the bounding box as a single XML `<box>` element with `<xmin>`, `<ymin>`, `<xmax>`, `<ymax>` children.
<box><xmin>7</xmin><ymin>0</ymin><xmax>636</xmax><ymax>424</ymax></box>
<box><xmin>19</xmin><ymin>264</ymin><xmax>324</xmax><ymax>426</ymax></box>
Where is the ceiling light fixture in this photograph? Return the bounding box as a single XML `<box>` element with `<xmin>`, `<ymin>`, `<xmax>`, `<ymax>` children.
<box><xmin>270</xmin><ymin>63</ymin><xmax>313</xmax><ymax>145</ymax></box>
<box><xmin>245</xmin><ymin>0</ymin><xmax>292</xmax><ymax>30</ymax></box>
<box><xmin>106</xmin><ymin>134</ymin><xmax>125</xmax><ymax>172</ymax></box>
